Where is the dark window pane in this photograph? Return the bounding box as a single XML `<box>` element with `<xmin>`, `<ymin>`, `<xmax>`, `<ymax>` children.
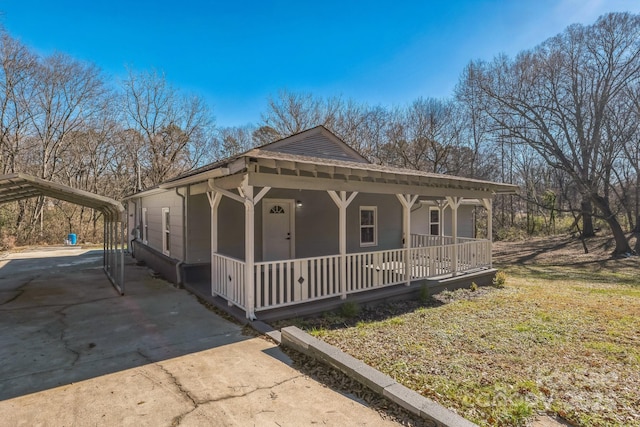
<box><xmin>361</xmin><ymin>227</ymin><xmax>374</xmax><ymax>243</ymax></box>
<box><xmin>361</xmin><ymin>210</ymin><xmax>374</xmax><ymax>226</ymax></box>
<box><xmin>430</xmin><ymin>224</ymin><xmax>439</xmax><ymax>235</ymax></box>
<box><xmin>430</xmin><ymin>209</ymin><xmax>439</xmax><ymax>223</ymax></box>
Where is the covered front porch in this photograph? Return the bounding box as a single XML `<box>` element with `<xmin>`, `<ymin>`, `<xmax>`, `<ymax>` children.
<box><xmin>203</xmin><ymin>172</ymin><xmax>495</xmax><ymax>319</ymax></box>
<box><xmin>212</xmin><ymin>232</ymin><xmax>493</xmax><ymax>318</ymax></box>
<box><xmin>158</xmin><ymin>147</ymin><xmax>515</xmax><ymax>320</ymax></box>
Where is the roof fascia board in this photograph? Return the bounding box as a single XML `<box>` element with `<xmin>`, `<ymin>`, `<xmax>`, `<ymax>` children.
<box><xmin>250</xmin><ymin>156</ymin><xmax>517</xmax><ymax>194</ymax></box>
<box><xmin>248</xmin><ymin>171</ymin><xmax>493</xmax><ymax>199</ymax></box>
<box><xmin>159</xmin><ymin>167</ymin><xmax>231</xmax><ymax>190</ymax></box>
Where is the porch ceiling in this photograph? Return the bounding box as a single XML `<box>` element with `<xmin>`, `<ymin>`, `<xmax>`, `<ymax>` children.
<box><xmin>0</xmin><ymin>173</ymin><xmax>124</xmax><ymax>220</ymax></box>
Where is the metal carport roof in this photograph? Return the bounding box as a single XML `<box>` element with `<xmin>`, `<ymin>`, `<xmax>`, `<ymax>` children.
<box><xmin>0</xmin><ymin>173</ymin><xmax>123</xmax><ymax>220</ymax></box>
<box><xmin>0</xmin><ymin>173</ymin><xmax>126</xmax><ymax>294</ymax></box>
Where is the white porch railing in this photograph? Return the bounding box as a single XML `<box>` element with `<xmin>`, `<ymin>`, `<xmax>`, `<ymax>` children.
<box><xmin>409</xmin><ymin>244</ymin><xmax>454</xmax><ymax>277</ymax></box>
<box><xmin>254</xmin><ymin>254</ymin><xmax>341</xmax><ymax>310</ymax></box>
<box><xmin>411</xmin><ymin>234</ymin><xmax>455</xmax><ymax>247</ymax></box>
<box><xmin>457</xmin><ymin>239</ymin><xmax>491</xmax><ymax>272</ymax></box>
<box><xmin>212</xmin><ymin>235</ymin><xmax>492</xmax><ymax>313</ymax></box>
<box><xmin>212</xmin><ymin>253</ymin><xmax>246</xmax><ymax>310</ymax></box>
<box><xmin>345</xmin><ymin>248</ymin><xmax>407</xmax><ymax>292</ymax></box>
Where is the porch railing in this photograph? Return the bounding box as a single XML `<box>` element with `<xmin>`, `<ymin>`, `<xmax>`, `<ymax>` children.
<box><xmin>411</xmin><ymin>234</ymin><xmax>455</xmax><ymax>247</ymax></box>
<box><xmin>457</xmin><ymin>239</ymin><xmax>491</xmax><ymax>272</ymax></box>
<box><xmin>254</xmin><ymin>254</ymin><xmax>341</xmax><ymax>310</ymax></box>
<box><xmin>345</xmin><ymin>248</ymin><xmax>407</xmax><ymax>293</ymax></box>
<box><xmin>212</xmin><ymin>253</ymin><xmax>246</xmax><ymax>310</ymax></box>
<box><xmin>212</xmin><ymin>235</ymin><xmax>492</xmax><ymax>313</ymax></box>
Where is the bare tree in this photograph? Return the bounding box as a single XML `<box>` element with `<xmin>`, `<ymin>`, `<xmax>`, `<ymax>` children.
<box><xmin>214</xmin><ymin>124</ymin><xmax>256</xmax><ymax>158</ymax></box>
<box><xmin>121</xmin><ymin>68</ymin><xmax>214</xmax><ymax>188</ymax></box>
<box><xmin>260</xmin><ymin>89</ymin><xmax>340</xmax><ymax>138</ymax></box>
<box><xmin>0</xmin><ymin>30</ymin><xmax>37</xmax><ymax>175</ymax></box>
<box><xmin>468</xmin><ymin>13</ymin><xmax>640</xmax><ymax>255</ymax></box>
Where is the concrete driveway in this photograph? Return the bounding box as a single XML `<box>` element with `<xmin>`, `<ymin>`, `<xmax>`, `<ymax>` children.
<box><xmin>0</xmin><ymin>247</ymin><xmax>399</xmax><ymax>426</ymax></box>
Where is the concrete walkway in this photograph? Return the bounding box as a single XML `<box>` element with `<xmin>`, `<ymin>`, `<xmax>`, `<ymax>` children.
<box><xmin>0</xmin><ymin>247</ymin><xmax>400</xmax><ymax>426</ymax></box>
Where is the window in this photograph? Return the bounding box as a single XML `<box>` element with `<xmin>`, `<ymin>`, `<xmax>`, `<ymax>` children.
<box><xmin>429</xmin><ymin>207</ymin><xmax>440</xmax><ymax>236</ymax></box>
<box><xmin>141</xmin><ymin>207</ymin><xmax>148</xmax><ymax>244</ymax></box>
<box><xmin>360</xmin><ymin>206</ymin><xmax>377</xmax><ymax>246</ymax></box>
<box><xmin>162</xmin><ymin>207</ymin><xmax>170</xmax><ymax>256</ymax></box>
<box><xmin>269</xmin><ymin>205</ymin><xmax>285</xmax><ymax>214</ymax></box>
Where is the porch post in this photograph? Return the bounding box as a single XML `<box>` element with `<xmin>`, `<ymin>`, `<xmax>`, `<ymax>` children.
<box><xmin>207</xmin><ymin>191</ymin><xmax>223</xmax><ymax>253</ymax></box>
<box><xmin>396</xmin><ymin>194</ymin><xmax>418</xmax><ymax>285</ymax></box>
<box><xmin>327</xmin><ymin>190</ymin><xmax>358</xmax><ymax>299</ymax></box>
<box><xmin>242</xmin><ymin>183</ymin><xmax>256</xmax><ymax>320</ymax></box>
<box><xmin>438</xmin><ymin>201</ymin><xmax>445</xmax><ymax>239</ymax></box>
<box><xmin>446</xmin><ymin>197</ymin><xmax>462</xmax><ymax>276</ymax></box>
<box><xmin>482</xmin><ymin>198</ymin><xmax>493</xmax><ymax>269</ymax></box>
<box><xmin>207</xmin><ymin>191</ymin><xmax>222</xmax><ymax>297</ymax></box>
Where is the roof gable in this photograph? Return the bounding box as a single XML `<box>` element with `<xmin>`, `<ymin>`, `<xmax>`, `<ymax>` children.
<box><xmin>260</xmin><ymin>126</ymin><xmax>369</xmax><ymax>163</ymax></box>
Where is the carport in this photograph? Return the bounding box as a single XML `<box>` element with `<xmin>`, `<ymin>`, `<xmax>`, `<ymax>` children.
<box><xmin>0</xmin><ymin>173</ymin><xmax>126</xmax><ymax>294</ymax></box>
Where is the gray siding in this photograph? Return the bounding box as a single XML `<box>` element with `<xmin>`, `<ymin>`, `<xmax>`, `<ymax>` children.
<box><xmin>214</xmin><ymin>189</ymin><xmax>403</xmax><ymax>261</ymax></box>
<box><xmin>186</xmin><ymin>192</ymin><xmax>211</xmax><ymax>263</ymax></box>
<box><xmin>411</xmin><ymin>203</ymin><xmax>474</xmax><ymax>238</ymax></box>
<box><xmin>217</xmin><ymin>195</ymin><xmax>245</xmax><ymax>260</ymax></box>
<box><xmin>347</xmin><ymin>193</ymin><xmax>402</xmax><ymax>253</ymax></box>
<box><xmin>256</xmin><ymin>189</ymin><xmax>339</xmax><ymax>260</ymax></box>
<box><xmin>442</xmin><ymin>205</ymin><xmax>474</xmax><ymax>238</ymax></box>
<box><xmin>139</xmin><ymin>191</ymin><xmax>185</xmax><ymax>261</ymax></box>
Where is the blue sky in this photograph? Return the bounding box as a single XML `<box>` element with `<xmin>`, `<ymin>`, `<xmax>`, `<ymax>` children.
<box><xmin>2</xmin><ymin>0</ymin><xmax>640</xmax><ymax>127</ymax></box>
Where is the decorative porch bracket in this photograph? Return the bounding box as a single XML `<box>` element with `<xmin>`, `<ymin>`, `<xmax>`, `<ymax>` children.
<box><xmin>396</xmin><ymin>194</ymin><xmax>418</xmax><ymax>285</ymax></box>
<box><xmin>327</xmin><ymin>190</ymin><xmax>358</xmax><ymax>299</ymax></box>
<box><xmin>481</xmin><ymin>197</ymin><xmax>493</xmax><ymax>269</ymax></box>
<box><xmin>445</xmin><ymin>196</ymin><xmax>463</xmax><ymax>276</ymax></box>
<box><xmin>208</xmin><ymin>176</ymin><xmax>271</xmax><ymax>320</ymax></box>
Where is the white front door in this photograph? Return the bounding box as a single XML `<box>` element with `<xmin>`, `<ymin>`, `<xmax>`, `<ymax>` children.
<box><xmin>262</xmin><ymin>199</ymin><xmax>295</xmax><ymax>261</ymax></box>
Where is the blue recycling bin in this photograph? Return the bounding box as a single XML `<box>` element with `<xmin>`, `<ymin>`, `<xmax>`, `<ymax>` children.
<box><xmin>67</xmin><ymin>233</ymin><xmax>77</xmax><ymax>245</ymax></box>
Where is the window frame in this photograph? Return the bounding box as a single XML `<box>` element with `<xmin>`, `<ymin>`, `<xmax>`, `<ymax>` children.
<box><xmin>429</xmin><ymin>207</ymin><xmax>440</xmax><ymax>236</ymax></box>
<box><xmin>359</xmin><ymin>206</ymin><xmax>378</xmax><ymax>247</ymax></box>
<box><xmin>141</xmin><ymin>207</ymin><xmax>148</xmax><ymax>244</ymax></box>
<box><xmin>161</xmin><ymin>207</ymin><xmax>170</xmax><ymax>256</ymax></box>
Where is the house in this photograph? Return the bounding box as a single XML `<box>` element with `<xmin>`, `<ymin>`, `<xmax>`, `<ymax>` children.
<box><xmin>124</xmin><ymin>126</ymin><xmax>517</xmax><ymax>320</ymax></box>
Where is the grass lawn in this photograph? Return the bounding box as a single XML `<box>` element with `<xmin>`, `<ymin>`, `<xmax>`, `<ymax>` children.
<box><xmin>287</xmin><ymin>235</ymin><xmax>640</xmax><ymax>426</ymax></box>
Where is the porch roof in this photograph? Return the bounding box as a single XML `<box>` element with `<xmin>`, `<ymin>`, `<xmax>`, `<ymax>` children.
<box><xmin>245</xmin><ymin>149</ymin><xmax>518</xmax><ymax>195</ymax></box>
<box><xmin>129</xmin><ymin>132</ymin><xmax>518</xmax><ymax>199</ymax></box>
<box><xmin>146</xmin><ymin>148</ymin><xmax>518</xmax><ymax>200</ymax></box>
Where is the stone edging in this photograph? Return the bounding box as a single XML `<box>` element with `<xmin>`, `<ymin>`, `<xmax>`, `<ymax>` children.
<box><xmin>280</xmin><ymin>326</ymin><xmax>478</xmax><ymax>427</ymax></box>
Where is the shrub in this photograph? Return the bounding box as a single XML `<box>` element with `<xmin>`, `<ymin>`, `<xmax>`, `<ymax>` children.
<box><xmin>0</xmin><ymin>232</ymin><xmax>16</xmax><ymax>251</ymax></box>
<box><xmin>470</xmin><ymin>282</ymin><xmax>478</xmax><ymax>292</ymax></box>
<box><xmin>339</xmin><ymin>301</ymin><xmax>361</xmax><ymax>318</ymax></box>
<box><xmin>493</xmin><ymin>271</ymin><xmax>507</xmax><ymax>288</ymax></box>
<box><xmin>419</xmin><ymin>284</ymin><xmax>430</xmax><ymax>304</ymax></box>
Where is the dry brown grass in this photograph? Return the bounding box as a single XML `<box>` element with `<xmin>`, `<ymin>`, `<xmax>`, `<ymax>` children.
<box><xmin>290</xmin><ymin>234</ymin><xmax>640</xmax><ymax>426</ymax></box>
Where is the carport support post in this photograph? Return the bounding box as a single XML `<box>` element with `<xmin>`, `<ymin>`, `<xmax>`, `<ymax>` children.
<box><xmin>106</xmin><ymin>219</ymin><xmax>111</xmax><ymax>274</ymax></box>
<box><xmin>103</xmin><ymin>220</ymin><xmax>106</xmax><ymax>271</ymax></box>
<box><xmin>120</xmin><ymin>220</ymin><xmax>125</xmax><ymax>293</ymax></box>
<box><xmin>446</xmin><ymin>197</ymin><xmax>462</xmax><ymax>276</ymax></box>
<box><xmin>396</xmin><ymin>194</ymin><xmax>418</xmax><ymax>285</ymax></box>
<box><xmin>327</xmin><ymin>190</ymin><xmax>358</xmax><ymax>299</ymax></box>
<box><xmin>111</xmin><ymin>220</ymin><xmax>115</xmax><ymax>275</ymax></box>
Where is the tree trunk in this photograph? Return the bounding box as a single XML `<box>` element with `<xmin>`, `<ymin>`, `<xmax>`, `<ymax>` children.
<box><xmin>581</xmin><ymin>199</ymin><xmax>595</xmax><ymax>237</ymax></box>
<box><xmin>591</xmin><ymin>194</ymin><xmax>632</xmax><ymax>255</ymax></box>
